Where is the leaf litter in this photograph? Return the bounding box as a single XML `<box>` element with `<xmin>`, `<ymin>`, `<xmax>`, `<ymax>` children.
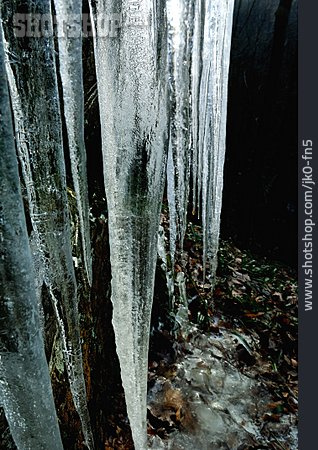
<box><xmin>147</xmin><ymin>222</ymin><xmax>297</xmax><ymax>450</ymax></box>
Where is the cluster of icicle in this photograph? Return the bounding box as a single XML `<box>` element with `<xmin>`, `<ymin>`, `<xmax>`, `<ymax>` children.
<box><xmin>90</xmin><ymin>0</ymin><xmax>234</xmax><ymax>449</ymax></box>
<box><xmin>0</xmin><ymin>0</ymin><xmax>234</xmax><ymax>449</ymax></box>
<box><xmin>167</xmin><ymin>0</ymin><xmax>235</xmax><ymax>279</ymax></box>
<box><xmin>0</xmin><ymin>23</ymin><xmax>63</xmax><ymax>450</ymax></box>
<box><xmin>1</xmin><ymin>0</ymin><xmax>93</xmax><ymax>448</ymax></box>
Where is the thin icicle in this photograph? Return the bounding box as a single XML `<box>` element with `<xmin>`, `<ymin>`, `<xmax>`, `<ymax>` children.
<box><xmin>211</xmin><ymin>0</ymin><xmax>235</xmax><ymax>278</ymax></box>
<box><xmin>166</xmin><ymin>137</ymin><xmax>177</xmax><ymax>269</ymax></box>
<box><xmin>191</xmin><ymin>0</ymin><xmax>203</xmax><ymax>214</ymax></box>
<box><xmin>0</xmin><ymin>26</ymin><xmax>63</xmax><ymax>450</ymax></box>
<box><xmin>166</xmin><ymin>0</ymin><xmax>192</xmax><ymax>250</ymax></box>
<box><xmin>90</xmin><ymin>1</ymin><xmax>168</xmax><ymax>448</ymax></box>
<box><xmin>199</xmin><ymin>0</ymin><xmax>235</xmax><ymax>282</ymax></box>
<box><xmin>1</xmin><ymin>3</ymin><xmax>94</xmax><ymax>448</ymax></box>
<box><xmin>158</xmin><ymin>225</ymin><xmax>175</xmax><ymax>309</ymax></box>
<box><xmin>54</xmin><ymin>0</ymin><xmax>92</xmax><ymax>286</ymax></box>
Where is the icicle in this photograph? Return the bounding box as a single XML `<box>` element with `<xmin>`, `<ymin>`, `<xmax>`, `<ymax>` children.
<box><xmin>165</xmin><ymin>0</ymin><xmax>234</xmax><ymax>286</ymax></box>
<box><xmin>166</xmin><ymin>138</ymin><xmax>177</xmax><ymax>269</ymax></box>
<box><xmin>0</xmin><ymin>26</ymin><xmax>63</xmax><ymax>449</ymax></box>
<box><xmin>176</xmin><ymin>272</ymin><xmax>188</xmax><ymax>308</ymax></box>
<box><xmin>90</xmin><ymin>1</ymin><xmax>168</xmax><ymax>448</ymax></box>
<box><xmin>54</xmin><ymin>0</ymin><xmax>92</xmax><ymax>286</ymax></box>
<box><xmin>166</xmin><ymin>0</ymin><xmax>192</xmax><ymax>250</ymax></box>
<box><xmin>199</xmin><ymin>0</ymin><xmax>235</xmax><ymax>282</ymax></box>
<box><xmin>175</xmin><ymin>272</ymin><xmax>190</xmax><ymax>338</ymax></box>
<box><xmin>158</xmin><ymin>225</ymin><xmax>175</xmax><ymax>308</ymax></box>
<box><xmin>210</xmin><ymin>0</ymin><xmax>235</xmax><ymax>278</ymax></box>
<box><xmin>191</xmin><ymin>0</ymin><xmax>203</xmax><ymax>214</ymax></box>
<box><xmin>1</xmin><ymin>3</ymin><xmax>94</xmax><ymax>448</ymax></box>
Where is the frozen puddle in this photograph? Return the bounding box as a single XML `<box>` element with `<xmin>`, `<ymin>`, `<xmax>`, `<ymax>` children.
<box><xmin>148</xmin><ymin>327</ymin><xmax>297</xmax><ymax>449</ymax></box>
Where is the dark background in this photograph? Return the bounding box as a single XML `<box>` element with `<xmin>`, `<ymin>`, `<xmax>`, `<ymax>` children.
<box><xmin>221</xmin><ymin>0</ymin><xmax>298</xmax><ymax>267</ymax></box>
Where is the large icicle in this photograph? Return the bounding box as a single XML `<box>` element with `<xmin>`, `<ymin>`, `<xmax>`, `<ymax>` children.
<box><xmin>54</xmin><ymin>0</ymin><xmax>92</xmax><ymax>286</ymax></box>
<box><xmin>1</xmin><ymin>3</ymin><xmax>94</xmax><ymax>448</ymax></box>
<box><xmin>0</xmin><ymin>26</ymin><xmax>63</xmax><ymax>450</ymax></box>
<box><xmin>199</xmin><ymin>0</ymin><xmax>235</xmax><ymax>280</ymax></box>
<box><xmin>90</xmin><ymin>1</ymin><xmax>168</xmax><ymax>448</ymax></box>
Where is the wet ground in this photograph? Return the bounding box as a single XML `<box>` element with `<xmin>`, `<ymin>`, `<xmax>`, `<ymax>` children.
<box><xmin>146</xmin><ymin>233</ymin><xmax>298</xmax><ymax>450</ymax></box>
<box><xmin>148</xmin><ymin>323</ymin><xmax>297</xmax><ymax>450</ymax></box>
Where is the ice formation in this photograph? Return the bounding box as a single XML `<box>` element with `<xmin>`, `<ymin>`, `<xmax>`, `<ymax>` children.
<box><xmin>54</xmin><ymin>0</ymin><xmax>92</xmax><ymax>286</ymax></box>
<box><xmin>166</xmin><ymin>0</ymin><xmax>192</xmax><ymax>256</ymax></box>
<box><xmin>198</xmin><ymin>0</ymin><xmax>235</xmax><ymax>279</ymax></box>
<box><xmin>0</xmin><ymin>0</ymin><xmax>235</xmax><ymax>447</ymax></box>
<box><xmin>167</xmin><ymin>0</ymin><xmax>235</xmax><ymax>281</ymax></box>
<box><xmin>90</xmin><ymin>1</ymin><xmax>168</xmax><ymax>448</ymax></box>
<box><xmin>148</xmin><ymin>327</ymin><xmax>297</xmax><ymax>450</ymax></box>
<box><xmin>1</xmin><ymin>2</ymin><xmax>94</xmax><ymax>448</ymax></box>
<box><xmin>90</xmin><ymin>0</ymin><xmax>234</xmax><ymax>447</ymax></box>
<box><xmin>0</xmin><ymin>26</ymin><xmax>63</xmax><ymax>450</ymax></box>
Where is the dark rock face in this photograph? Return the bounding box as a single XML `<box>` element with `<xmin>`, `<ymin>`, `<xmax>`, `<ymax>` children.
<box><xmin>222</xmin><ymin>0</ymin><xmax>298</xmax><ymax>266</ymax></box>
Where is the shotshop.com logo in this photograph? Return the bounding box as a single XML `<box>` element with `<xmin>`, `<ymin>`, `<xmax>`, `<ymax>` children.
<box><xmin>13</xmin><ymin>10</ymin><xmax>147</xmax><ymax>38</ymax></box>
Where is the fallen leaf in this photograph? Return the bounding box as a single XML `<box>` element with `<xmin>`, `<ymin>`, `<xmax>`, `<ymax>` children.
<box><xmin>244</xmin><ymin>312</ymin><xmax>265</xmax><ymax>318</ymax></box>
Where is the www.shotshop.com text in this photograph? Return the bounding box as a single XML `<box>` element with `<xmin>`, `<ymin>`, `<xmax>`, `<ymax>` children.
<box><xmin>302</xmin><ymin>139</ymin><xmax>314</xmax><ymax>311</ymax></box>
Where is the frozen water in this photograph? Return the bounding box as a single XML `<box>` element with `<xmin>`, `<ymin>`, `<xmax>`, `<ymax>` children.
<box><xmin>199</xmin><ymin>0</ymin><xmax>235</xmax><ymax>281</ymax></box>
<box><xmin>158</xmin><ymin>225</ymin><xmax>175</xmax><ymax>308</ymax></box>
<box><xmin>2</xmin><ymin>0</ymin><xmax>237</xmax><ymax>448</ymax></box>
<box><xmin>0</xmin><ymin>26</ymin><xmax>63</xmax><ymax>449</ymax></box>
<box><xmin>91</xmin><ymin>0</ymin><xmax>234</xmax><ymax>447</ymax></box>
<box><xmin>1</xmin><ymin>3</ymin><xmax>94</xmax><ymax>447</ymax></box>
<box><xmin>166</xmin><ymin>0</ymin><xmax>192</xmax><ymax>251</ymax></box>
<box><xmin>54</xmin><ymin>0</ymin><xmax>92</xmax><ymax>286</ymax></box>
<box><xmin>148</xmin><ymin>327</ymin><xmax>297</xmax><ymax>450</ymax></box>
<box><xmin>166</xmin><ymin>0</ymin><xmax>235</xmax><ymax>284</ymax></box>
<box><xmin>90</xmin><ymin>1</ymin><xmax>168</xmax><ymax>448</ymax></box>
<box><xmin>166</xmin><ymin>140</ymin><xmax>177</xmax><ymax>269</ymax></box>
<box><xmin>190</xmin><ymin>0</ymin><xmax>203</xmax><ymax>213</ymax></box>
